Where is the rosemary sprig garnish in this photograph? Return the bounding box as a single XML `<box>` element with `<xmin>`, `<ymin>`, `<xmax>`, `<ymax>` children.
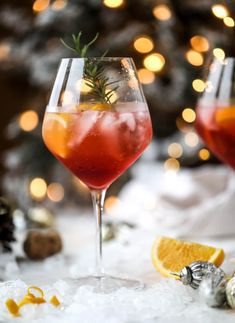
<box><xmin>61</xmin><ymin>32</ymin><xmax>119</xmax><ymax>105</ymax></box>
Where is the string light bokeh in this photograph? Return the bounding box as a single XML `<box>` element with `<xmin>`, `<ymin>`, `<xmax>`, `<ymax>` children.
<box><xmin>182</xmin><ymin>109</ymin><xmax>196</xmax><ymax>123</ymax></box>
<box><xmin>143</xmin><ymin>53</ymin><xmax>165</xmax><ymax>72</ymax></box>
<box><xmin>190</xmin><ymin>36</ymin><xmax>210</xmax><ymax>53</ymax></box>
<box><xmin>47</xmin><ymin>183</ymin><xmax>65</xmax><ymax>202</ymax></box>
<box><xmin>223</xmin><ymin>16</ymin><xmax>235</xmax><ymax>27</ymax></box>
<box><xmin>0</xmin><ymin>43</ymin><xmax>11</xmax><ymax>60</ymax></box>
<box><xmin>18</xmin><ymin>111</ymin><xmax>39</xmax><ymax>132</ymax></box>
<box><xmin>213</xmin><ymin>48</ymin><xmax>226</xmax><ymax>60</ymax></box>
<box><xmin>211</xmin><ymin>4</ymin><xmax>229</xmax><ymax>19</ymax></box>
<box><xmin>103</xmin><ymin>0</ymin><xmax>124</xmax><ymax>9</ymax></box>
<box><xmin>1</xmin><ymin>0</ymin><xmax>235</xmax><ymax>207</ymax></box>
<box><xmin>137</xmin><ymin>69</ymin><xmax>155</xmax><ymax>85</ymax></box>
<box><xmin>192</xmin><ymin>79</ymin><xmax>206</xmax><ymax>92</ymax></box>
<box><xmin>133</xmin><ymin>36</ymin><xmax>154</xmax><ymax>54</ymax></box>
<box><xmin>51</xmin><ymin>0</ymin><xmax>67</xmax><ymax>11</ymax></box>
<box><xmin>29</xmin><ymin>178</ymin><xmax>47</xmax><ymax>201</ymax></box>
<box><xmin>33</xmin><ymin>0</ymin><xmax>50</xmax><ymax>12</ymax></box>
<box><xmin>186</xmin><ymin>50</ymin><xmax>203</xmax><ymax>67</ymax></box>
<box><xmin>152</xmin><ymin>4</ymin><xmax>172</xmax><ymax>21</ymax></box>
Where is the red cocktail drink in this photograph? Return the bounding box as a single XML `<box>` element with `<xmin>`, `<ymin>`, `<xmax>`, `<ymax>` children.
<box><xmin>43</xmin><ymin>102</ymin><xmax>152</xmax><ymax>190</ymax></box>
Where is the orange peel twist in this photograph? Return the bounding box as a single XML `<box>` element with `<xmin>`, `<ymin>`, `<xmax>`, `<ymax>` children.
<box><xmin>6</xmin><ymin>285</ymin><xmax>61</xmax><ymax>316</ymax></box>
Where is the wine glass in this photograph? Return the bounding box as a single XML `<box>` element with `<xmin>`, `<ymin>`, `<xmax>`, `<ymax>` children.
<box><xmin>195</xmin><ymin>57</ymin><xmax>235</xmax><ymax>170</ymax></box>
<box><xmin>42</xmin><ymin>57</ymin><xmax>152</xmax><ymax>292</ymax></box>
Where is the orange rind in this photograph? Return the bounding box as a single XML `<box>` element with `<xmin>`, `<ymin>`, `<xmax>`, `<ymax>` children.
<box><xmin>6</xmin><ymin>285</ymin><xmax>61</xmax><ymax>316</ymax></box>
<box><xmin>78</xmin><ymin>103</ymin><xmax>113</xmax><ymax>111</ymax></box>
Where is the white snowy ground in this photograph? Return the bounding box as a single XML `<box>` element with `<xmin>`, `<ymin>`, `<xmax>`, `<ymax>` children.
<box><xmin>0</xmin><ymin>211</ymin><xmax>235</xmax><ymax>323</ymax></box>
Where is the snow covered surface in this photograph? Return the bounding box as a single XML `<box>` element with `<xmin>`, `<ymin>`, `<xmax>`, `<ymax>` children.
<box><xmin>114</xmin><ymin>164</ymin><xmax>235</xmax><ymax>237</ymax></box>
<box><xmin>1</xmin><ymin>164</ymin><xmax>235</xmax><ymax>322</ymax></box>
<box><xmin>0</xmin><ymin>210</ymin><xmax>235</xmax><ymax>323</ymax></box>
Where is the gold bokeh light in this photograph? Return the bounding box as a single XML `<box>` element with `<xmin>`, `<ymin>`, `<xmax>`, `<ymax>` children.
<box><xmin>103</xmin><ymin>0</ymin><xmax>124</xmax><ymax>8</ymax></box>
<box><xmin>143</xmin><ymin>53</ymin><xmax>165</xmax><ymax>72</ymax></box>
<box><xmin>104</xmin><ymin>196</ymin><xmax>120</xmax><ymax>214</ymax></box>
<box><xmin>0</xmin><ymin>43</ymin><xmax>11</xmax><ymax>60</ymax></box>
<box><xmin>18</xmin><ymin>110</ymin><xmax>39</xmax><ymax>132</ymax></box>
<box><xmin>186</xmin><ymin>50</ymin><xmax>203</xmax><ymax>66</ymax></box>
<box><xmin>213</xmin><ymin>48</ymin><xmax>225</xmax><ymax>60</ymax></box>
<box><xmin>184</xmin><ymin>132</ymin><xmax>199</xmax><ymax>147</ymax></box>
<box><xmin>164</xmin><ymin>158</ymin><xmax>180</xmax><ymax>172</ymax></box>
<box><xmin>133</xmin><ymin>36</ymin><xmax>154</xmax><ymax>54</ymax></box>
<box><xmin>47</xmin><ymin>183</ymin><xmax>65</xmax><ymax>202</ymax></box>
<box><xmin>33</xmin><ymin>0</ymin><xmax>50</xmax><ymax>12</ymax></box>
<box><xmin>190</xmin><ymin>36</ymin><xmax>209</xmax><ymax>52</ymax></box>
<box><xmin>182</xmin><ymin>108</ymin><xmax>196</xmax><ymax>123</ymax></box>
<box><xmin>168</xmin><ymin>143</ymin><xmax>183</xmax><ymax>159</ymax></box>
<box><xmin>199</xmin><ymin>148</ymin><xmax>210</xmax><ymax>161</ymax></box>
<box><xmin>153</xmin><ymin>4</ymin><xmax>172</xmax><ymax>21</ymax></box>
<box><xmin>137</xmin><ymin>68</ymin><xmax>155</xmax><ymax>84</ymax></box>
<box><xmin>29</xmin><ymin>178</ymin><xmax>47</xmax><ymax>201</ymax></box>
<box><xmin>223</xmin><ymin>17</ymin><xmax>235</xmax><ymax>27</ymax></box>
<box><xmin>192</xmin><ymin>79</ymin><xmax>205</xmax><ymax>92</ymax></box>
<box><xmin>211</xmin><ymin>4</ymin><xmax>228</xmax><ymax>19</ymax></box>
<box><xmin>51</xmin><ymin>0</ymin><xmax>67</xmax><ymax>10</ymax></box>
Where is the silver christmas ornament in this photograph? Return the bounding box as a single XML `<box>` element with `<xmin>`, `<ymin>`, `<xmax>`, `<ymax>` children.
<box><xmin>226</xmin><ymin>277</ymin><xmax>235</xmax><ymax>308</ymax></box>
<box><xmin>173</xmin><ymin>261</ymin><xmax>225</xmax><ymax>289</ymax></box>
<box><xmin>199</xmin><ymin>272</ymin><xmax>227</xmax><ymax>307</ymax></box>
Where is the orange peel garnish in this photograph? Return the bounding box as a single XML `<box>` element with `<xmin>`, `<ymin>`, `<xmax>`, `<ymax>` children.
<box><xmin>27</xmin><ymin>286</ymin><xmax>44</xmax><ymax>299</ymax></box>
<box><xmin>6</xmin><ymin>299</ymin><xmax>19</xmax><ymax>316</ymax></box>
<box><xmin>215</xmin><ymin>107</ymin><xmax>235</xmax><ymax>124</ymax></box>
<box><xmin>18</xmin><ymin>295</ymin><xmax>46</xmax><ymax>307</ymax></box>
<box><xmin>6</xmin><ymin>285</ymin><xmax>61</xmax><ymax>316</ymax></box>
<box><xmin>50</xmin><ymin>295</ymin><xmax>60</xmax><ymax>307</ymax></box>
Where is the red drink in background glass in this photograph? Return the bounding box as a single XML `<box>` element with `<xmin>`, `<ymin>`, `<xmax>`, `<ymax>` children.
<box><xmin>195</xmin><ymin>57</ymin><xmax>235</xmax><ymax>170</ymax></box>
<box><xmin>195</xmin><ymin>104</ymin><xmax>235</xmax><ymax>169</ymax></box>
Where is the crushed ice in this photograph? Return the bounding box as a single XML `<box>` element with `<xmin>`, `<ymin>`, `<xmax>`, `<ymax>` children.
<box><xmin>0</xmin><ymin>278</ymin><xmax>234</xmax><ymax>323</ymax></box>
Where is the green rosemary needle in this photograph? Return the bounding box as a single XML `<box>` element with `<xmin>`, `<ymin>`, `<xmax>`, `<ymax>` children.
<box><xmin>61</xmin><ymin>32</ymin><xmax>119</xmax><ymax>105</ymax></box>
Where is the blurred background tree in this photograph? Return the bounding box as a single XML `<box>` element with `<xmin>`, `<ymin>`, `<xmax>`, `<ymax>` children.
<box><xmin>0</xmin><ymin>0</ymin><xmax>234</xmax><ymax>210</ymax></box>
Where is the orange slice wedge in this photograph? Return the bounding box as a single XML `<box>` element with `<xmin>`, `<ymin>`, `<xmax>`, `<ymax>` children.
<box><xmin>42</xmin><ymin>113</ymin><xmax>72</xmax><ymax>158</ymax></box>
<box><xmin>215</xmin><ymin>106</ymin><xmax>235</xmax><ymax>124</ymax></box>
<box><xmin>151</xmin><ymin>236</ymin><xmax>225</xmax><ymax>278</ymax></box>
<box><xmin>215</xmin><ymin>107</ymin><xmax>235</xmax><ymax>136</ymax></box>
<box><xmin>78</xmin><ymin>103</ymin><xmax>113</xmax><ymax>111</ymax></box>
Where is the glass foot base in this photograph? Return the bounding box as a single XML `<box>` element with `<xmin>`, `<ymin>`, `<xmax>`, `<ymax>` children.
<box><xmin>66</xmin><ymin>274</ymin><xmax>144</xmax><ymax>293</ymax></box>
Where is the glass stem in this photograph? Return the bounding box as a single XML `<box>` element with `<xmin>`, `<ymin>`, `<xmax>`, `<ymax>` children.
<box><xmin>91</xmin><ymin>189</ymin><xmax>106</xmax><ymax>276</ymax></box>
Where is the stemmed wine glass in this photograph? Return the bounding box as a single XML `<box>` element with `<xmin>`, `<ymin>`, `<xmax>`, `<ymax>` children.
<box><xmin>195</xmin><ymin>57</ymin><xmax>235</xmax><ymax>170</ymax></box>
<box><xmin>42</xmin><ymin>57</ymin><xmax>152</xmax><ymax>292</ymax></box>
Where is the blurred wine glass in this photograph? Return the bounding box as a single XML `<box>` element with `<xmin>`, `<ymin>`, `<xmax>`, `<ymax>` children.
<box><xmin>195</xmin><ymin>57</ymin><xmax>235</xmax><ymax>169</ymax></box>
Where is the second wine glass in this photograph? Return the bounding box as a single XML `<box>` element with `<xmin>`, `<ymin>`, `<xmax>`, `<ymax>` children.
<box><xmin>195</xmin><ymin>57</ymin><xmax>235</xmax><ymax>169</ymax></box>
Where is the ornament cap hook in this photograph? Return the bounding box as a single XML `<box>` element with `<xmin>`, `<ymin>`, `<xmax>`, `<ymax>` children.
<box><xmin>171</xmin><ymin>272</ymin><xmax>181</xmax><ymax>278</ymax></box>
